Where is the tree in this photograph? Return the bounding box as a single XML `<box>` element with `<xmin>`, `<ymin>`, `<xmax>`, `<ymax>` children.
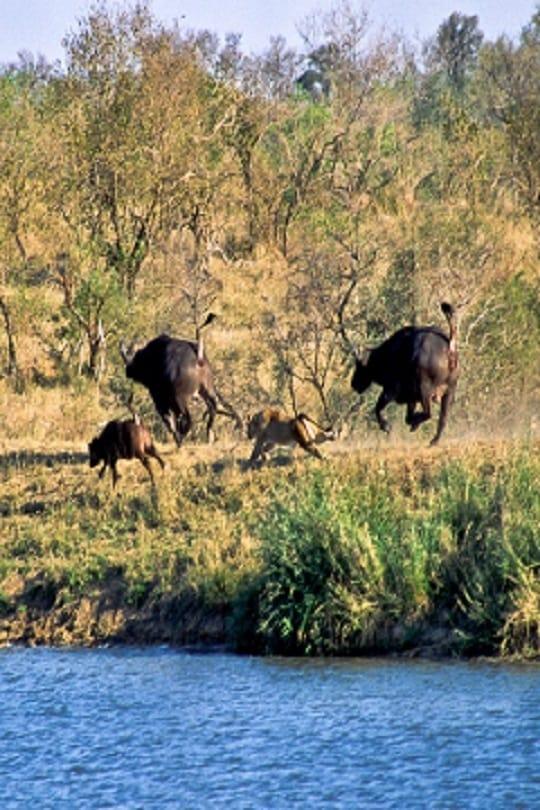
<box><xmin>256</xmin><ymin>100</ymin><xmax>340</xmax><ymax>255</ymax></box>
<box><xmin>262</xmin><ymin>251</ymin><xmax>346</xmax><ymax>421</ymax></box>
<box><xmin>52</xmin><ymin>253</ymin><xmax>127</xmax><ymax>380</ymax></box>
<box><xmin>425</xmin><ymin>12</ymin><xmax>483</xmax><ymax>91</ymax></box>
<box><xmin>478</xmin><ymin>15</ymin><xmax>540</xmax><ymax>219</ymax></box>
<box><xmin>46</xmin><ymin>4</ymin><xmax>237</xmax><ymax>299</ymax></box>
<box><xmin>0</xmin><ymin>60</ymin><xmax>55</xmax><ymax>385</ymax></box>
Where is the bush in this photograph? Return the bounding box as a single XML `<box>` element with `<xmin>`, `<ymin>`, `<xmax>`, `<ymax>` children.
<box><xmin>237</xmin><ymin>450</ymin><xmax>539</xmax><ymax>656</ymax></box>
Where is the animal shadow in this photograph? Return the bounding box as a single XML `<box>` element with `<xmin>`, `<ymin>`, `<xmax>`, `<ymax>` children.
<box><xmin>239</xmin><ymin>454</ymin><xmax>295</xmax><ymax>472</ymax></box>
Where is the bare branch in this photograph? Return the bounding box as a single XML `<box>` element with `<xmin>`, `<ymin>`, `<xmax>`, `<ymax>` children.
<box><xmin>336</xmin><ymin>274</ymin><xmax>361</xmax><ymax>359</ymax></box>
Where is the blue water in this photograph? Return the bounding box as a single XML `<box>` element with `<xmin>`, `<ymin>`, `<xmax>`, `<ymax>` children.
<box><xmin>0</xmin><ymin>648</ymin><xmax>538</xmax><ymax>809</ymax></box>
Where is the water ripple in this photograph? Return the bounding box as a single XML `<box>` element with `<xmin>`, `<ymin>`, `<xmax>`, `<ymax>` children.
<box><xmin>0</xmin><ymin>648</ymin><xmax>538</xmax><ymax>809</ymax></box>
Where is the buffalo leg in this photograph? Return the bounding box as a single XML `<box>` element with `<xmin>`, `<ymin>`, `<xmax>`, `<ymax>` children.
<box><xmin>111</xmin><ymin>461</ymin><xmax>120</xmax><ymax>488</ymax></box>
<box><xmin>261</xmin><ymin>441</ymin><xmax>275</xmax><ymax>460</ymax></box>
<box><xmin>147</xmin><ymin>443</ymin><xmax>165</xmax><ymax>469</ymax></box>
<box><xmin>409</xmin><ymin>384</ymin><xmax>433</xmax><ymax>432</ymax></box>
<box><xmin>249</xmin><ymin>435</ymin><xmax>269</xmax><ymax>465</ymax></box>
<box><xmin>405</xmin><ymin>402</ymin><xmax>417</xmax><ymax>426</ymax></box>
<box><xmin>409</xmin><ymin>413</ymin><xmax>431</xmax><ymax>431</ymax></box>
<box><xmin>139</xmin><ymin>456</ymin><xmax>156</xmax><ymax>486</ymax></box>
<box><xmin>375</xmin><ymin>390</ymin><xmax>393</xmax><ymax>433</ymax></box>
<box><xmin>161</xmin><ymin>412</ymin><xmax>182</xmax><ymax>446</ymax></box>
<box><xmin>162</xmin><ymin>409</ymin><xmax>190</xmax><ymax>447</ymax></box>
<box><xmin>430</xmin><ymin>390</ymin><xmax>452</xmax><ymax>447</ymax></box>
<box><xmin>200</xmin><ymin>390</ymin><xmax>217</xmax><ymax>443</ymax></box>
<box><xmin>177</xmin><ymin>408</ymin><xmax>192</xmax><ymax>444</ymax></box>
<box><xmin>409</xmin><ymin>411</ymin><xmax>431</xmax><ymax>431</ymax></box>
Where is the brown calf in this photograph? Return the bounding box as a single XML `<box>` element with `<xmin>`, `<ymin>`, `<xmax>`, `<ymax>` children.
<box><xmin>88</xmin><ymin>419</ymin><xmax>165</xmax><ymax>488</ymax></box>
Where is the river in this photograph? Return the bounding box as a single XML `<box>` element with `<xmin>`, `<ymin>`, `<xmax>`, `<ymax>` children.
<box><xmin>0</xmin><ymin>648</ymin><xmax>538</xmax><ymax>809</ymax></box>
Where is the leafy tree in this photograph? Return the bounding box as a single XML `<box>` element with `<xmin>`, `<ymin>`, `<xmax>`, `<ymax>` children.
<box><xmin>46</xmin><ymin>4</ymin><xmax>236</xmax><ymax>299</ymax></box>
<box><xmin>425</xmin><ymin>12</ymin><xmax>483</xmax><ymax>90</ymax></box>
<box><xmin>478</xmin><ymin>14</ymin><xmax>540</xmax><ymax>219</ymax></box>
<box><xmin>256</xmin><ymin>100</ymin><xmax>339</xmax><ymax>255</ymax></box>
<box><xmin>53</xmin><ymin>253</ymin><xmax>127</xmax><ymax>380</ymax></box>
<box><xmin>0</xmin><ymin>61</ymin><xmax>56</xmax><ymax>384</ymax></box>
<box><xmin>0</xmin><ymin>0</ymin><xmax>537</xmax><ymax>438</ymax></box>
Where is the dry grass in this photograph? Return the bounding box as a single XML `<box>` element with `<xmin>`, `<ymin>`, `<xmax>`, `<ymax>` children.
<box><xmin>1</xmin><ymin>376</ymin><xmax>538</xmax><ymax>658</ymax></box>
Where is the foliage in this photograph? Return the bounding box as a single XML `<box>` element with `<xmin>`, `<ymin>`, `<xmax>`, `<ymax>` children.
<box><xmin>0</xmin><ymin>3</ymin><xmax>539</xmax><ymax>656</ymax></box>
<box><xmin>0</xmin><ymin>2</ymin><xmax>537</xmax><ymax>432</ymax></box>
<box><xmin>0</xmin><ymin>440</ymin><xmax>537</xmax><ymax>657</ymax></box>
<box><xmin>243</xmin><ymin>446</ymin><xmax>540</xmax><ymax>656</ymax></box>
<box><xmin>425</xmin><ymin>12</ymin><xmax>484</xmax><ymax>90</ymax></box>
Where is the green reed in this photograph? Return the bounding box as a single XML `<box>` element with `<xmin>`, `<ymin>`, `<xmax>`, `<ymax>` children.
<box><xmin>238</xmin><ymin>448</ymin><xmax>539</xmax><ymax>657</ymax></box>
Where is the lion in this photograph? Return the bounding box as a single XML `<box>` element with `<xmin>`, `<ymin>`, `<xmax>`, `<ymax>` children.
<box><xmin>247</xmin><ymin>407</ymin><xmax>335</xmax><ymax>466</ymax></box>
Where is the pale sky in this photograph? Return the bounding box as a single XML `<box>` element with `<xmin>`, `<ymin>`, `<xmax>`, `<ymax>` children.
<box><xmin>0</xmin><ymin>0</ymin><xmax>537</xmax><ymax>66</ymax></box>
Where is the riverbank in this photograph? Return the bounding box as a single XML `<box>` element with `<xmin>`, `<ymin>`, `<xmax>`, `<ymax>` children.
<box><xmin>1</xmin><ymin>437</ymin><xmax>538</xmax><ymax>658</ymax></box>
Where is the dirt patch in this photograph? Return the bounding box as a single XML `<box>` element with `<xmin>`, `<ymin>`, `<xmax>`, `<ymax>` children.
<box><xmin>0</xmin><ymin>579</ymin><xmax>227</xmax><ymax>648</ymax></box>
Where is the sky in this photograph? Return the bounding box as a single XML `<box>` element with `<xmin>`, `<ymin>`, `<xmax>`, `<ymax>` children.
<box><xmin>0</xmin><ymin>0</ymin><xmax>537</xmax><ymax>66</ymax></box>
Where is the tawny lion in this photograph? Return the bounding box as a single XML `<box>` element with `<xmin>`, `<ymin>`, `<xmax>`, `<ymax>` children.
<box><xmin>247</xmin><ymin>407</ymin><xmax>335</xmax><ymax>466</ymax></box>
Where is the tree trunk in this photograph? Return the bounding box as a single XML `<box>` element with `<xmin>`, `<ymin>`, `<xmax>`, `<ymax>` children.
<box><xmin>0</xmin><ymin>295</ymin><xmax>18</xmax><ymax>379</ymax></box>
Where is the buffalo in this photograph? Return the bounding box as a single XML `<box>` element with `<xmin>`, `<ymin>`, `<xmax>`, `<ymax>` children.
<box><xmin>89</xmin><ymin>418</ymin><xmax>165</xmax><ymax>487</ymax></box>
<box><xmin>120</xmin><ymin>314</ymin><xmax>240</xmax><ymax>447</ymax></box>
<box><xmin>345</xmin><ymin>302</ymin><xmax>458</xmax><ymax>446</ymax></box>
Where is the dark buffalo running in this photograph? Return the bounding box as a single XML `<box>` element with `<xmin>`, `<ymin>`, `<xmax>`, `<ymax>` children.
<box><xmin>345</xmin><ymin>302</ymin><xmax>458</xmax><ymax>446</ymax></box>
<box><xmin>120</xmin><ymin>314</ymin><xmax>240</xmax><ymax>447</ymax></box>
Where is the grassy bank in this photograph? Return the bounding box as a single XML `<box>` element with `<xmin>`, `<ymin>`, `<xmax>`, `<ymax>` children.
<box><xmin>0</xmin><ymin>438</ymin><xmax>538</xmax><ymax>659</ymax></box>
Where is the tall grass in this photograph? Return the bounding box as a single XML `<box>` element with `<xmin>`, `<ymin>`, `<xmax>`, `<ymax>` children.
<box><xmin>0</xmin><ymin>440</ymin><xmax>538</xmax><ymax>657</ymax></box>
<box><xmin>238</xmin><ymin>448</ymin><xmax>539</xmax><ymax>657</ymax></box>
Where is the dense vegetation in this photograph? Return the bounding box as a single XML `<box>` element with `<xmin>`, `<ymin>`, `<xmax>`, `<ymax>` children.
<box><xmin>0</xmin><ymin>3</ymin><xmax>539</xmax><ymax>657</ymax></box>
<box><xmin>0</xmin><ymin>1</ymin><xmax>538</xmax><ymax>434</ymax></box>
<box><xmin>0</xmin><ymin>441</ymin><xmax>538</xmax><ymax>658</ymax></box>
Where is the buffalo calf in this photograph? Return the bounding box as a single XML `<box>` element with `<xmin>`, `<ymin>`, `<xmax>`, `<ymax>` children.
<box><xmin>88</xmin><ymin>419</ymin><xmax>165</xmax><ymax>488</ymax></box>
